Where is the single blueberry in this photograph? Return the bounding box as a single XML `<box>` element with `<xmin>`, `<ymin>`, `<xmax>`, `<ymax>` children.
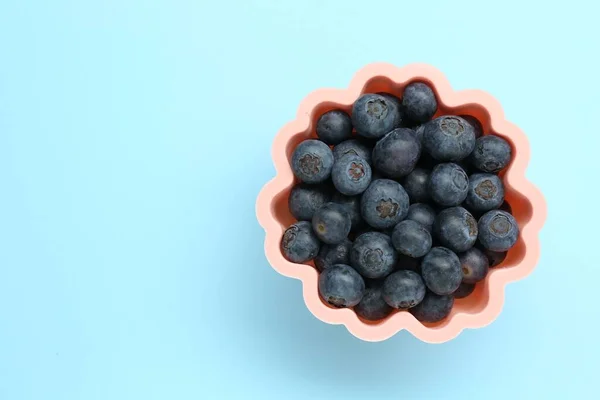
<box><xmin>315</xmin><ymin>239</ymin><xmax>353</xmax><ymax>272</ymax></box>
<box><xmin>316</xmin><ymin>110</ymin><xmax>353</xmax><ymax>145</ymax></box>
<box><xmin>291</xmin><ymin>139</ymin><xmax>334</xmax><ymax>183</ymax></box>
<box><xmin>453</xmin><ymin>282</ymin><xmax>476</xmax><ymax>299</ymax></box>
<box><xmin>402</xmin><ymin>82</ymin><xmax>438</xmax><ymax>123</ymax></box>
<box><xmin>333</xmin><ymin>139</ymin><xmax>373</xmax><ymax>164</ymax></box>
<box><xmin>459</xmin><ymin>247</ymin><xmax>489</xmax><ymax>284</ymax></box>
<box><xmin>396</xmin><ymin>253</ymin><xmax>422</xmax><ymax>272</ymax></box>
<box><xmin>460</xmin><ymin>115</ymin><xmax>483</xmax><ymax>138</ymax></box>
<box><xmin>470</xmin><ymin>135</ymin><xmax>512</xmax><ymax>173</ymax></box>
<box><xmin>433</xmin><ymin>207</ymin><xmax>478</xmax><ymax>253</ymax></box>
<box><xmin>360</xmin><ymin>179</ymin><xmax>410</xmax><ymax>229</ymax></box>
<box><xmin>383</xmin><ymin>270</ymin><xmax>426</xmax><ymax>309</ymax></box>
<box><xmin>376</xmin><ymin>92</ymin><xmax>404</xmax><ymax>128</ymax></box>
<box><xmin>331</xmin><ymin>154</ymin><xmax>372</xmax><ymax>196</ymax></box>
<box><xmin>281</xmin><ymin>221</ymin><xmax>321</xmax><ymax>263</ymax></box>
<box><xmin>350</xmin><ymin>232</ymin><xmax>398</xmax><ymax>279</ymax></box>
<box><xmin>332</xmin><ymin>192</ymin><xmax>363</xmax><ymax>231</ymax></box>
<box><xmin>409</xmin><ymin>291</ymin><xmax>454</xmax><ymax>323</ymax></box>
<box><xmin>288</xmin><ymin>183</ymin><xmax>332</xmax><ymax>221</ymax></box>
<box><xmin>403</xmin><ymin>167</ymin><xmax>430</xmax><ymax>203</ymax></box>
<box><xmin>406</xmin><ymin>203</ymin><xmax>436</xmax><ymax>232</ymax></box>
<box><xmin>352</xmin><ymin>93</ymin><xmax>402</xmax><ymax>139</ymax></box>
<box><xmin>391</xmin><ymin>220</ymin><xmax>432</xmax><ymax>258</ymax></box>
<box><xmin>465</xmin><ymin>173</ymin><xmax>505</xmax><ymax>212</ymax></box>
<box><xmin>421</xmin><ymin>247</ymin><xmax>462</xmax><ymax>295</ymax></box>
<box><xmin>483</xmin><ymin>248</ymin><xmax>507</xmax><ymax>267</ymax></box>
<box><xmin>372</xmin><ymin>128</ymin><xmax>421</xmax><ymax>179</ymax></box>
<box><xmin>312</xmin><ymin>202</ymin><xmax>352</xmax><ymax>245</ymax></box>
<box><xmin>318</xmin><ymin>264</ymin><xmax>365</xmax><ymax>308</ymax></box>
<box><xmin>478</xmin><ymin>210</ymin><xmax>519</xmax><ymax>252</ymax></box>
<box><xmin>428</xmin><ymin>163</ymin><xmax>469</xmax><ymax>207</ymax></box>
<box><xmin>422</xmin><ymin>116</ymin><xmax>476</xmax><ymax>161</ymax></box>
<box><xmin>355</xmin><ymin>283</ymin><xmax>394</xmax><ymax>321</ymax></box>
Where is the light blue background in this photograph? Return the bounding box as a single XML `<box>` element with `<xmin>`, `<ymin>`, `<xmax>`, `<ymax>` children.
<box><xmin>1</xmin><ymin>1</ymin><xmax>598</xmax><ymax>399</ymax></box>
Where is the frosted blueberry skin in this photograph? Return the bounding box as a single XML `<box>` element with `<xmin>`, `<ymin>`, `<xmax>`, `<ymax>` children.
<box><xmin>403</xmin><ymin>167</ymin><xmax>430</xmax><ymax>203</ymax></box>
<box><xmin>465</xmin><ymin>173</ymin><xmax>505</xmax><ymax>213</ymax></box>
<box><xmin>291</xmin><ymin>139</ymin><xmax>334</xmax><ymax>183</ymax></box>
<box><xmin>352</xmin><ymin>93</ymin><xmax>402</xmax><ymax>140</ymax></box>
<box><xmin>433</xmin><ymin>207</ymin><xmax>478</xmax><ymax>253</ymax></box>
<box><xmin>406</xmin><ymin>203</ymin><xmax>436</xmax><ymax>232</ymax></box>
<box><xmin>331</xmin><ymin>154</ymin><xmax>372</xmax><ymax>196</ymax></box>
<box><xmin>421</xmin><ymin>247</ymin><xmax>462</xmax><ymax>296</ymax></box>
<box><xmin>469</xmin><ymin>135</ymin><xmax>512</xmax><ymax>173</ymax></box>
<box><xmin>333</xmin><ymin>139</ymin><xmax>373</xmax><ymax>164</ymax></box>
<box><xmin>383</xmin><ymin>270</ymin><xmax>426</xmax><ymax>309</ymax></box>
<box><xmin>318</xmin><ymin>264</ymin><xmax>365</xmax><ymax>308</ymax></box>
<box><xmin>316</xmin><ymin>110</ymin><xmax>353</xmax><ymax>145</ymax></box>
<box><xmin>459</xmin><ymin>247</ymin><xmax>489</xmax><ymax>284</ymax></box>
<box><xmin>478</xmin><ymin>210</ymin><xmax>519</xmax><ymax>252</ymax></box>
<box><xmin>402</xmin><ymin>82</ymin><xmax>438</xmax><ymax>123</ymax></box>
<box><xmin>288</xmin><ymin>183</ymin><xmax>332</xmax><ymax>221</ymax></box>
<box><xmin>355</xmin><ymin>282</ymin><xmax>393</xmax><ymax>321</ymax></box>
<box><xmin>422</xmin><ymin>116</ymin><xmax>476</xmax><ymax>162</ymax></box>
<box><xmin>360</xmin><ymin>179</ymin><xmax>410</xmax><ymax>230</ymax></box>
<box><xmin>312</xmin><ymin>202</ymin><xmax>352</xmax><ymax>245</ymax></box>
<box><xmin>350</xmin><ymin>232</ymin><xmax>398</xmax><ymax>279</ymax></box>
<box><xmin>410</xmin><ymin>291</ymin><xmax>454</xmax><ymax>323</ymax></box>
<box><xmin>315</xmin><ymin>239</ymin><xmax>353</xmax><ymax>272</ymax></box>
<box><xmin>428</xmin><ymin>163</ymin><xmax>469</xmax><ymax>207</ymax></box>
<box><xmin>391</xmin><ymin>220</ymin><xmax>432</xmax><ymax>258</ymax></box>
<box><xmin>281</xmin><ymin>221</ymin><xmax>321</xmax><ymax>263</ymax></box>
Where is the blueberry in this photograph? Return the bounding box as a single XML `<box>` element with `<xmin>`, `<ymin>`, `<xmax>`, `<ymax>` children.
<box><xmin>459</xmin><ymin>247</ymin><xmax>489</xmax><ymax>284</ymax></box>
<box><xmin>333</xmin><ymin>139</ymin><xmax>373</xmax><ymax>164</ymax></box>
<box><xmin>291</xmin><ymin>139</ymin><xmax>334</xmax><ymax>183</ymax></box>
<box><xmin>391</xmin><ymin>220</ymin><xmax>432</xmax><ymax>258</ymax></box>
<box><xmin>422</xmin><ymin>116</ymin><xmax>476</xmax><ymax>161</ymax></box>
<box><xmin>403</xmin><ymin>167</ymin><xmax>430</xmax><ymax>203</ymax></box>
<box><xmin>331</xmin><ymin>154</ymin><xmax>372</xmax><ymax>196</ymax></box>
<box><xmin>332</xmin><ymin>192</ymin><xmax>363</xmax><ymax>231</ymax></box>
<box><xmin>414</xmin><ymin>124</ymin><xmax>425</xmax><ymax>142</ymax></box>
<box><xmin>352</xmin><ymin>93</ymin><xmax>402</xmax><ymax>139</ymax></box>
<box><xmin>421</xmin><ymin>247</ymin><xmax>462</xmax><ymax>295</ymax></box>
<box><xmin>355</xmin><ymin>283</ymin><xmax>393</xmax><ymax>321</ymax></box>
<box><xmin>465</xmin><ymin>173</ymin><xmax>505</xmax><ymax>212</ymax></box>
<box><xmin>433</xmin><ymin>207</ymin><xmax>478</xmax><ymax>253</ymax></box>
<box><xmin>460</xmin><ymin>115</ymin><xmax>483</xmax><ymax>138</ymax></box>
<box><xmin>288</xmin><ymin>183</ymin><xmax>332</xmax><ymax>221</ymax></box>
<box><xmin>318</xmin><ymin>264</ymin><xmax>365</xmax><ymax>308</ymax></box>
<box><xmin>376</xmin><ymin>92</ymin><xmax>404</xmax><ymax>128</ymax></box>
<box><xmin>281</xmin><ymin>221</ymin><xmax>321</xmax><ymax>263</ymax></box>
<box><xmin>396</xmin><ymin>253</ymin><xmax>422</xmax><ymax>272</ymax></box>
<box><xmin>483</xmin><ymin>248</ymin><xmax>507</xmax><ymax>267</ymax></box>
<box><xmin>406</xmin><ymin>203</ymin><xmax>436</xmax><ymax>232</ymax></box>
<box><xmin>453</xmin><ymin>283</ymin><xmax>475</xmax><ymax>299</ymax></box>
<box><xmin>315</xmin><ymin>239</ymin><xmax>353</xmax><ymax>272</ymax></box>
<box><xmin>382</xmin><ymin>270</ymin><xmax>426</xmax><ymax>309</ymax></box>
<box><xmin>351</xmin><ymin>232</ymin><xmax>398</xmax><ymax>279</ymax></box>
<box><xmin>428</xmin><ymin>163</ymin><xmax>469</xmax><ymax>206</ymax></box>
<box><xmin>316</xmin><ymin>110</ymin><xmax>353</xmax><ymax>145</ymax></box>
<box><xmin>470</xmin><ymin>135</ymin><xmax>512</xmax><ymax>173</ymax></box>
<box><xmin>372</xmin><ymin>128</ymin><xmax>421</xmax><ymax>179</ymax></box>
<box><xmin>312</xmin><ymin>202</ymin><xmax>352</xmax><ymax>244</ymax></box>
<box><xmin>409</xmin><ymin>291</ymin><xmax>454</xmax><ymax>323</ymax></box>
<box><xmin>478</xmin><ymin>210</ymin><xmax>519</xmax><ymax>251</ymax></box>
<box><xmin>402</xmin><ymin>82</ymin><xmax>438</xmax><ymax>123</ymax></box>
<box><xmin>361</xmin><ymin>179</ymin><xmax>410</xmax><ymax>229</ymax></box>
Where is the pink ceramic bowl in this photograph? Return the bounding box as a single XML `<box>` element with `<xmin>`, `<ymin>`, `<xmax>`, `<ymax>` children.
<box><xmin>256</xmin><ymin>63</ymin><xmax>546</xmax><ymax>343</ymax></box>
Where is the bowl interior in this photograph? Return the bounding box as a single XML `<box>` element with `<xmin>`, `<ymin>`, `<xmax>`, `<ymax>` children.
<box><xmin>271</xmin><ymin>76</ymin><xmax>533</xmax><ymax>329</ymax></box>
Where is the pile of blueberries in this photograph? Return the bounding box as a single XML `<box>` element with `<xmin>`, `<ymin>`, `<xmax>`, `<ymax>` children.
<box><xmin>280</xmin><ymin>82</ymin><xmax>517</xmax><ymax>323</ymax></box>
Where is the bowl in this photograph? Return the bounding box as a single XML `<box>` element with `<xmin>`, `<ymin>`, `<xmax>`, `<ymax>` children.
<box><xmin>256</xmin><ymin>63</ymin><xmax>546</xmax><ymax>343</ymax></box>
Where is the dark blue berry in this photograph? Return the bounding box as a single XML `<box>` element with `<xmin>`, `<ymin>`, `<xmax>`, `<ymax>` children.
<box><xmin>406</xmin><ymin>203</ymin><xmax>436</xmax><ymax>232</ymax></box>
<box><xmin>453</xmin><ymin>283</ymin><xmax>476</xmax><ymax>299</ymax></box>
<box><xmin>312</xmin><ymin>202</ymin><xmax>352</xmax><ymax>244</ymax></box>
<box><xmin>350</xmin><ymin>232</ymin><xmax>397</xmax><ymax>279</ymax></box>
<box><xmin>315</xmin><ymin>239</ymin><xmax>353</xmax><ymax>272</ymax></box>
<box><xmin>281</xmin><ymin>221</ymin><xmax>321</xmax><ymax>263</ymax></box>
<box><xmin>352</xmin><ymin>94</ymin><xmax>402</xmax><ymax>139</ymax></box>
<box><xmin>422</xmin><ymin>116</ymin><xmax>476</xmax><ymax>161</ymax></box>
<box><xmin>333</xmin><ymin>139</ymin><xmax>373</xmax><ymax>163</ymax></box>
<box><xmin>355</xmin><ymin>283</ymin><xmax>393</xmax><ymax>321</ymax></box>
<box><xmin>377</xmin><ymin>92</ymin><xmax>404</xmax><ymax>128</ymax></box>
<box><xmin>414</xmin><ymin>124</ymin><xmax>425</xmax><ymax>142</ymax></box>
<box><xmin>318</xmin><ymin>264</ymin><xmax>365</xmax><ymax>308</ymax></box>
<box><xmin>291</xmin><ymin>139</ymin><xmax>334</xmax><ymax>183</ymax></box>
<box><xmin>478</xmin><ymin>210</ymin><xmax>519</xmax><ymax>252</ymax></box>
<box><xmin>391</xmin><ymin>220</ymin><xmax>432</xmax><ymax>258</ymax></box>
<box><xmin>465</xmin><ymin>173</ymin><xmax>505</xmax><ymax>212</ymax></box>
<box><xmin>361</xmin><ymin>179</ymin><xmax>410</xmax><ymax>229</ymax></box>
<box><xmin>461</xmin><ymin>115</ymin><xmax>483</xmax><ymax>138</ymax></box>
<box><xmin>470</xmin><ymin>135</ymin><xmax>512</xmax><ymax>173</ymax></box>
<box><xmin>383</xmin><ymin>270</ymin><xmax>426</xmax><ymax>309</ymax></box>
<box><xmin>483</xmin><ymin>249</ymin><xmax>507</xmax><ymax>267</ymax></box>
<box><xmin>459</xmin><ymin>247</ymin><xmax>489</xmax><ymax>284</ymax></box>
<box><xmin>402</xmin><ymin>82</ymin><xmax>438</xmax><ymax>123</ymax></box>
<box><xmin>409</xmin><ymin>291</ymin><xmax>454</xmax><ymax>323</ymax></box>
<box><xmin>421</xmin><ymin>247</ymin><xmax>462</xmax><ymax>295</ymax></box>
<box><xmin>433</xmin><ymin>207</ymin><xmax>478</xmax><ymax>253</ymax></box>
<box><xmin>428</xmin><ymin>163</ymin><xmax>469</xmax><ymax>206</ymax></box>
<box><xmin>372</xmin><ymin>128</ymin><xmax>421</xmax><ymax>179</ymax></box>
<box><xmin>332</xmin><ymin>192</ymin><xmax>363</xmax><ymax>231</ymax></box>
<box><xmin>331</xmin><ymin>154</ymin><xmax>372</xmax><ymax>196</ymax></box>
<box><xmin>288</xmin><ymin>183</ymin><xmax>332</xmax><ymax>221</ymax></box>
<box><xmin>316</xmin><ymin>110</ymin><xmax>353</xmax><ymax>145</ymax></box>
<box><xmin>403</xmin><ymin>167</ymin><xmax>430</xmax><ymax>203</ymax></box>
